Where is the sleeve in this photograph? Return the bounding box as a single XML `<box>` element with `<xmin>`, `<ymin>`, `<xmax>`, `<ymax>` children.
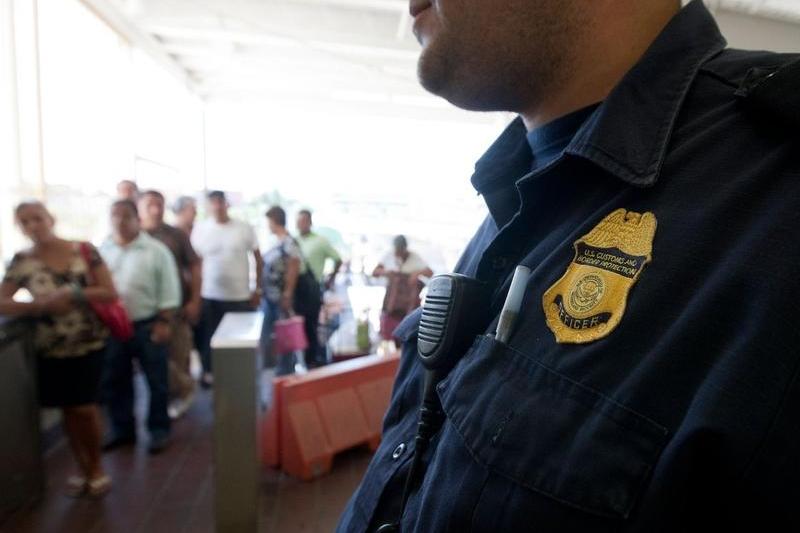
<box><xmin>190</xmin><ymin>225</ymin><xmax>204</xmax><ymax>256</ymax></box>
<box><xmin>97</xmin><ymin>241</ymin><xmax>116</xmax><ymax>272</ymax></box>
<box><xmin>323</xmin><ymin>239</ymin><xmax>341</xmax><ymax>263</ymax></box>
<box><xmin>285</xmin><ymin>239</ymin><xmax>302</xmax><ymax>260</ymax></box>
<box><xmin>248</xmin><ymin>223</ymin><xmax>259</xmax><ymax>251</ymax></box>
<box><xmin>83</xmin><ymin>243</ymin><xmax>104</xmax><ymax>268</ymax></box>
<box><xmin>737</xmin><ymin>359</ymin><xmax>800</xmax><ymax>524</ymax></box>
<box><xmin>411</xmin><ymin>252</ymin><xmax>430</xmax><ymax>271</ymax></box>
<box><xmin>180</xmin><ymin>232</ymin><xmax>200</xmax><ymax>265</ymax></box>
<box><xmin>2</xmin><ymin>253</ymin><xmax>27</xmax><ymax>287</ymax></box>
<box><xmin>379</xmin><ymin>252</ymin><xmax>393</xmax><ymax>270</ymax></box>
<box><xmin>156</xmin><ymin>245</ymin><xmax>182</xmax><ymax>311</ymax></box>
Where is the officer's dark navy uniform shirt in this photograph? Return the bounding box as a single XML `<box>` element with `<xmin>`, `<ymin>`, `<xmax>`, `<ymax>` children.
<box><xmin>483</xmin><ymin>103</ymin><xmax>601</xmax><ymax>229</ymax></box>
<box><xmin>337</xmin><ymin>1</ymin><xmax>800</xmax><ymax>531</ymax></box>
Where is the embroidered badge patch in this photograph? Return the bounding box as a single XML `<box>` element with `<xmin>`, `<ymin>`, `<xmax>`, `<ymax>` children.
<box><xmin>542</xmin><ymin>208</ymin><xmax>657</xmax><ymax>344</ymax></box>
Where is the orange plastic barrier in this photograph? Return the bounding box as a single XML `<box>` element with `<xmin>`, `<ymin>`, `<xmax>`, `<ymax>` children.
<box><xmin>261</xmin><ymin>353</ymin><xmax>401</xmax><ymax>480</ymax></box>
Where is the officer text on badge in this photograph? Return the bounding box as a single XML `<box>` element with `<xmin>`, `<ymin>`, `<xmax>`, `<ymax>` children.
<box><xmin>543</xmin><ymin>208</ymin><xmax>657</xmax><ymax>344</ymax></box>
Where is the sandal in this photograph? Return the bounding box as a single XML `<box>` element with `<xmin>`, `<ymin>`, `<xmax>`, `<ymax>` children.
<box><xmin>86</xmin><ymin>475</ymin><xmax>112</xmax><ymax>498</ymax></box>
<box><xmin>65</xmin><ymin>475</ymin><xmax>86</xmax><ymax>498</ymax></box>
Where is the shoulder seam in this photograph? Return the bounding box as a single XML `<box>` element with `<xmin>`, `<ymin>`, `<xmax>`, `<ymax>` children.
<box><xmin>700</xmin><ymin>48</ymin><xmax>800</xmax><ymax>88</ymax></box>
<box><xmin>696</xmin><ymin>68</ymin><xmax>739</xmax><ymax>90</ymax></box>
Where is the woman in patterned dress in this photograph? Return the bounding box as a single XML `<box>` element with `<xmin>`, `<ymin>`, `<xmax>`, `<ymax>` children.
<box><xmin>0</xmin><ymin>201</ymin><xmax>117</xmax><ymax>497</ymax></box>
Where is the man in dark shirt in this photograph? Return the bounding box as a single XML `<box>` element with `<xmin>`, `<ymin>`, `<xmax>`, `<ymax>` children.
<box><xmin>139</xmin><ymin>190</ymin><xmax>202</xmax><ymax>418</ymax></box>
<box><xmin>338</xmin><ymin>0</ymin><xmax>800</xmax><ymax>531</ymax></box>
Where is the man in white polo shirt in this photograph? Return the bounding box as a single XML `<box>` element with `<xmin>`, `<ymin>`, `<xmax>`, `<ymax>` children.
<box><xmin>100</xmin><ymin>199</ymin><xmax>181</xmax><ymax>454</ymax></box>
<box><xmin>191</xmin><ymin>190</ymin><xmax>263</xmax><ymax>388</ymax></box>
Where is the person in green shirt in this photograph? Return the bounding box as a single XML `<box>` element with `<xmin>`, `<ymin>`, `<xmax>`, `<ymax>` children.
<box><xmin>295</xmin><ymin>209</ymin><xmax>342</xmax><ymax>291</ymax></box>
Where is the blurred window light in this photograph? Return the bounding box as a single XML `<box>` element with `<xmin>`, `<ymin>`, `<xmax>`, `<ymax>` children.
<box><xmin>0</xmin><ymin>0</ymin><xmax>511</xmax><ymax>277</ymax></box>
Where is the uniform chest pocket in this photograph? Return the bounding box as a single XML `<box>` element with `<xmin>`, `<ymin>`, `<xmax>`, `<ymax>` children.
<box><xmin>437</xmin><ymin>335</ymin><xmax>669</xmax><ymax>520</ymax></box>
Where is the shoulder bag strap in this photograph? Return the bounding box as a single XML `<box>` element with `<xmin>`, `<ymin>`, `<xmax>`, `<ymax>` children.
<box><xmin>78</xmin><ymin>242</ymin><xmax>97</xmax><ymax>286</ymax></box>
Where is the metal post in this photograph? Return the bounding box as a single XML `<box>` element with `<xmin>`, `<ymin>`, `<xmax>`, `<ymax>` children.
<box><xmin>211</xmin><ymin>312</ymin><xmax>263</xmax><ymax>533</ymax></box>
<box><xmin>0</xmin><ymin>319</ymin><xmax>43</xmax><ymax>522</ymax></box>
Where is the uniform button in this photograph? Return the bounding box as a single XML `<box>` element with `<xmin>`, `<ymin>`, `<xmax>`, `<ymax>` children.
<box><xmin>391</xmin><ymin>443</ymin><xmax>406</xmax><ymax>460</ymax></box>
<box><xmin>491</xmin><ymin>256</ymin><xmax>508</xmax><ymax>270</ymax></box>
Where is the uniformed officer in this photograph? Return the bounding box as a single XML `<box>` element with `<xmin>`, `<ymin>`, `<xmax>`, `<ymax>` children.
<box><xmin>338</xmin><ymin>0</ymin><xmax>800</xmax><ymax>531</ymax></box>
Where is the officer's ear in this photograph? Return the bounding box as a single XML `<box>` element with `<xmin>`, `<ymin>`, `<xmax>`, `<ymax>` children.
<box><xmin>735</xmin><ymin>57</ymin><xmax>800</xmax><ymax>131</ymax></box>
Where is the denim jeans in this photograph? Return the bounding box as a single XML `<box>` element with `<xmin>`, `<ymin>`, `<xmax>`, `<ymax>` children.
<box><xmin>103</xmin><ymin>319</ymin><xmax>170</xmax><ymax>440</ymax></box>
<box><xmin>260</xmin><ymin>299</ymin><xmax>286</xmax><ymax>374</ymax></box>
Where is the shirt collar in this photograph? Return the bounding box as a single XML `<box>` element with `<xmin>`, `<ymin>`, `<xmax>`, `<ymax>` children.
<box><xmin>471</xmin><ymin>118</ymin><xmax>531</xmax><ymax>195</ymax></box>
<box><xmin>567</xmin><ymin>0</ymin><xmax>726</xmax><ymax>186</ymax></box>
<box><xmin>472</xmin><ymin>0</ymin><xmax>726</xmax><ymax>193</ymax></box>
<box><xmin>107</xmin><ymin>232</ymin><xmax>148</xmax><ymax>250</ymax></box>
<box><xmin>527</xmin><ymin>103</ymin><xmax>600</xmax><ymax>166</ymax></box>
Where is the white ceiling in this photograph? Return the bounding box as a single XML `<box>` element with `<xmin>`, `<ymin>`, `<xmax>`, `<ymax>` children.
<box><xmin>83</xmin><ymin>0</ymin><xmax>457</xmax><ymax>120</ymax></box>
<box><xmin>82</xmin><ymin>0</ymin><xmax>800</xmax><ymax>120</ymax></box>
<box><xmin>711</xmin><ymin>0</ymin><xmax>800</xmax><ymax>22</ymax></box>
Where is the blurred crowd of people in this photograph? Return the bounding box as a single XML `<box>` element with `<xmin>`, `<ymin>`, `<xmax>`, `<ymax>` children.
<box><xmin>0</xmin><ymin>179</ymin><xmax>432</xmax><ymax>500</ymax></box>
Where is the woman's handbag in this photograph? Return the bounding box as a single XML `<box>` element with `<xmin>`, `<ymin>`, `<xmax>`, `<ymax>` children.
<box><xmin>273</xmin><ymin>315</ymin><xmax>309</xmax><ymax>354</ymax></box>
<box><xmin>79</xmin><ymin>242</ymin><xmax>134</xmax><ymax>340</ymax></box>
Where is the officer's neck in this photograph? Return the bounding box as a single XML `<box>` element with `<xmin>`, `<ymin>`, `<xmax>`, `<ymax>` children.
<box><xmin>520</xmin><ymin>2</ymin><xmax>679</xmax><ymax>131</ymax></box>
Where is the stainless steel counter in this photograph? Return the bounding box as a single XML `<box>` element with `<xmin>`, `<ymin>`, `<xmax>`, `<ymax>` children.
<box><xmin>0</xmin><ymin>318</ymin><xmax>43</xmax><ymax>522</ymax></box>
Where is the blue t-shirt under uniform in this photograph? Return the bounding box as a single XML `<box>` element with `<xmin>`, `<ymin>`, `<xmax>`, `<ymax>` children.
<box><xmin>475</xmin><ymin>104</ymin><xmax>600</xmax><ymax>232</ymax></box>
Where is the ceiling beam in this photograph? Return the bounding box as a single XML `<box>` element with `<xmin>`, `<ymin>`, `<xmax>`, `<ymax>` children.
<box><xmin>259</xmin><ymin>0</ymin><xmax>406</xmax><ymax>14</ymax></box>
<box><xmin>77</xmin><ymin>0</ymin><xmax>198</xmax><ymax>90</ymax></box>
<box><xmin>146</xmin><ymin>24</ymin><xmax>418</xmax><ymax>56</ymax></box>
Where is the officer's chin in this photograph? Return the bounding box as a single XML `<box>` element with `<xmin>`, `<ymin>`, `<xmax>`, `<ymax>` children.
<box><xmin>420</xmin><ymin>73</ymin><xmax>509</xmax><ymax>114</ymax></box>
<box><xmin>417</xmin><ymin>50</ymin><xmax>513</xmax><ymax>112</ymax></box>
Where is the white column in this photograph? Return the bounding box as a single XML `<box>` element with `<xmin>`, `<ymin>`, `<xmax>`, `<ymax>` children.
<box><xmin>0</xmin><ymin>0</ymin><xmax>49</xmax><ymax>266</ymax></box>
<box><xmin>0</xmin><ymin>0</ymin><xmax>22</xmax><ymax>189</ymax></box>
<box><xmin>6</xmin><ymin>0</ymin><xmax>46</xmax><ymax>199</ymax></box>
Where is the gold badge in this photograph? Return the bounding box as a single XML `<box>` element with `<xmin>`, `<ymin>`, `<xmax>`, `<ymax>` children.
<box><xmin>542</xmin><ymin>208</ymin><xmax>657</xmax><ymax>344</ymax></box>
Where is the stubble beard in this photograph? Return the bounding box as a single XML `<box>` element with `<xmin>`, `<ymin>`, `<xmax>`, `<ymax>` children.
<box><xmin>416</xmin><ymin>31</ymin><xmax>454</xmax><ymax>102</ymax></box>
<box><xmin>416</xmin><ymin>5</ymin><xmax>580</xmax><ymax>115</ymax></box>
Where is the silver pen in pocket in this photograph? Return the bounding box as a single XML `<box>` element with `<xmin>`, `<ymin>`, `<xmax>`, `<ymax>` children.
<box><xmin>495</xmin><ymin>265</ymin><xmax>532</xmax><ymax>344</ymax></box>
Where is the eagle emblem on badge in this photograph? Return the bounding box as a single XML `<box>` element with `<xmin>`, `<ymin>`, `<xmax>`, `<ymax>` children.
<box><xmin>543</xmin><ymin>208</ymin><xmax>657</xmax><ymax>344</ymax></box>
